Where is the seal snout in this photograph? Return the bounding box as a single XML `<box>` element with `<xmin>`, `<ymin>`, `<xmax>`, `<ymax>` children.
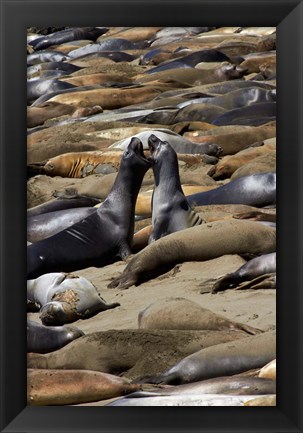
<box><xmin>148</xmin><ymin>134</ymin><xmax>161</xmax><ymax>155</ymax></box>
<box><xmin>128</xmin><ymin>137</ymin><xmax>152</xmax><ymax>166</ymax></box>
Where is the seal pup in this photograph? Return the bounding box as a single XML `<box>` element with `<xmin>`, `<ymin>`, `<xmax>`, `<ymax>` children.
<box><xmin>27</xmin><ymin>137</ymin><xmax>152</xmax><ymax>278</ymax></box>
<box><xmin>108</xmin><ymin>219</ymin><xmax>276</xmax><ymax>290</ymax></box>
<box><xmin>27</xmin><ymin>272</ymin><xmax>120</xmax><ymax>325</ymax></box>
<box><xmin>212</xmin><ymin>252</ymin><xmax>276</xmax><ymax>293</ymax></box>
<box><xmin>147</xmin><ymin>134</ymin><xmax>202</xmax><ymax>243</ymax></box>
<box><xmin>27</xmin><ymin>319</ymin><xmax>84</xmax><ymax>353</ymax></box>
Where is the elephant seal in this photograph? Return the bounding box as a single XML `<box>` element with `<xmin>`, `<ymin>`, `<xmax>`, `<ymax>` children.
<box><xmin>230</xmin><ymin>152</ymin><xmax>276</xmax><ymax>180</ymax></box>
<box><xmin>27</xmin><ymin>272</ymin><xmax>120</xmax><ymax>325</ymax></box>
<box><xmin>27</xmin><ymin>137</ymin><xmax>152</xmax><ymax>278</ymax></box>
<box><xmin>138</xmin><ymin>297</ymin><xmax>261</xmax><ymax>335</ymax></box>
<box><xmin>27</xmin><ymin>329</ymin><xmax>248</xmax><ymax>378</ymax></box>
<box><xmin>106</xmin><ymin>393</ymin><xmax>271</xmax><ymax>406</ymax></box>
<box><xmin>259</xmin><ymin>359</ymin><xmax>276</xmax><ymax>380</ymax></box>
<box><xmin>27</xmin><ymin>196</ymin><xmax>100</xmax><ymax>217</ymax></box>
<box><xmin>28</xmin><ymin>150</ymin><xmax>123</xmax><ymax>178</ymax></box>
<box><xmin>147</xmin><ymin>134</ymin><xmax>202</xmax><ymax>243</ymax></box>
<box><xmin>27</xmin><ymin>51</ymin><xmax>69</xmax><ymax>65</ymax></box>
<box><xmin>27</xmin><ymin>319</ymin><xmax>84</xmax><ymax>353</ymax></box>
<box><xmin>212</xmin><ymin>252</ymin><xmax>276</xmax><ymax>293</ymax></box>
<box><xmin>27</xmin><ymin>79</ymin><xmax>76</xmax><ymax>104</ymax></box>
<box><xmin>110</xmin><ymin>129</ymin><xmax>222</xmax><ymax>157</ymax></box>
<box><xmin>125</xmin><ymin>376</ymin><xmax>275</xmax><ymax>398</ymax></box>
<box><xmin>108</xmin><ymin>219</ymin><xmax>276</xmax><ymax>290</ymax></box>
<box><xmin>27</xmin><ymin>207</ymin><xmax>97</xmax><ymax>242</ymax></box>
<box><xmin>187</xmin><ymin>172</ymin><xmax>276</xmax><ymax>208</ymax></box>
<box><xmin>29</xmin><ymin>27</ymin><xmax>108</xmax><ymax>51</ymax></box>
<box><xmin>147</xmin><ymin>331</ymin><xmax>276</xmax><ymax>385</ymax></box>
<box><xmin>27</xmin><ymin>368</ymin><xmax>140</xmax><ymax>406</ymax></box>
<box><xmin>210</xmin><ymin>138</ymin><xmax>276</xmax><ymax>179</ymax></box>
<box><xmin>146</xmin><ymin>49</ymin><xmax>232</xmax><ymax>73</ymax></box>
<box><xmin>212</xmin><ymin>102</ymin><xmax>276</xmax><ymax>126</ymax></box>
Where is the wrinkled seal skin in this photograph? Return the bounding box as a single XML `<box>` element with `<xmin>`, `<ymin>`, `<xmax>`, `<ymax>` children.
<box><xmin>27</xmin><ymin>272</ymin><xmax>120</xmax><ymax>325</ymax></box>
<box><xmin>187</xmin><ymin>172</ymin><xmax>276</xmax><ymax>208</ymax></box>
<box><xmin>147</xmin><ymin>331</ymin><xmax>276</xmax><ymax>385</ymax></box>
<box><xmin>212</xmin><ymin>252</ymin><xmax>276</xmax><ymax>293</ymax></box>
<box><xmin>27</xmin><ymin>138</ymin><xmax>152</xmax><ymax>278</ymax></box>
<box><xmin>27</xmin><ymin>319</ymin><xmax>84</xmax><ymax>353</ymax></box>
<box><xmin>108</xmin><ymin>219</ymin><xmax>276</xmax><ymax>290</ymax></box>
<box><xmin>148</xmin><ymin>134</ymin><xmax>202</xmax><ymax>243</ymax></box>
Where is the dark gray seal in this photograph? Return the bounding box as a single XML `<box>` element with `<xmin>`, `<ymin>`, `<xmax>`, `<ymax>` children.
<box><xmin>30</xmin><ymin>27</ymin><xmax>108</xmax><ymax>51</ymax></box>
<box><xmin>27</xmin><ymin>79</ymin><xmax>76</xmax><ymax>104</ymax></box>
<box><xmin>212</xmin><ymin>252</ymin><xmax>276</xmax><ymax>293</ymax></box>
<box><xmin>187</xmin><ymin>172</ymin><xmax>276</xmax><ymax>208</ymax></box>
<box><xmin>27</xmin><ymin>319</ymin><xmax>84</xmax><ymax>353</ymax></box>
<box><xmin>27</xmin><ymin>272</ymin><xmax>120</xmax><ymax>325</ymax></box>
<box><xmin>212</xmin><ymin>101</ymin><xmax>276</xmax><ymax>126</ymax></box>
<box><xmin>27</xmin><ymin>196</ymin><xmax>100</xmax><ymax>218</ymax></box>
<box><xmin>27</xmin><ymin>137</ymin><xmax>152</xmax><ymax>278</ymax></box>
<box><xmin>148</xmin><ymin>134</ymin><xmax>202</xmax><ymax>243</ymax></box>
<box><xmin>27</xmin><ymin>207</ymin><xmax>97</xmax><ymax>242</ymax></box>
<box><xmin>146</xmin><ymin>49</ymin><xmax>232</xmax><ymax>74</ymax></box>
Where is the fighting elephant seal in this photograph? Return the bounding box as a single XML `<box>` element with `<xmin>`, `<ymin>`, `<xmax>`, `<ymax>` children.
<box><xmin>27</xmin><ymin>207</ymin><xmax>97</xmax><ymax>242</ymax></box>
<box><xmin>27</xmin><ymin>272</ymin><xmax>120</xmax><ymax>325</ymax></box>
<box><xmin>212</xmin><ymin>252</ymin><xmax>276</xmax><ymax>293</ymax></box>
<box><xmin>27</xmin><ymin>319</ymin><xmax>84</xmax><ymax>353</ymax></box>
<box><xmin>138</xmin><ymin>297</ymin><xmax>261</xmax><ymax>335</ymax></box>
<box><xmin>108</xmin><ymin>219</ymin><xmax>276</xmax><ymax>290</ymax></box>
<box><xmin>27</xmin><ymin>137</ymin><xmax>152</xmax><ymax>278</ymax></box>
<box><xmin>147</xmin><ymin>134</ymin><xmax>202</xmax><ymax>243</ymax></box>
<box><xmin>147</xmin><ymin>331</ymin><xmax>276</xmax><ymax>384</ymax></box>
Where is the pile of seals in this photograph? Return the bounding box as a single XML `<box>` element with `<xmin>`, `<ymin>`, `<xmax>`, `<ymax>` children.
<box><xmin>27</xmin><ymin>26</ymin><xmax>276</xmax><ymax>406</ymax></box>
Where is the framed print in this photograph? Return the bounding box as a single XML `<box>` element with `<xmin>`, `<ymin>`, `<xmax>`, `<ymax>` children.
<box><xmin>1</xmin><ymin>0</ymin><xmax>302</xmax><ymax>432</ymax></box>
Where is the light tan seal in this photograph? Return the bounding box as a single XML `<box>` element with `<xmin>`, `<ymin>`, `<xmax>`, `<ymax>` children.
<box><xmin>27</xmin><ymin>368</ymin><xmax>140</xmax><ymax>405</ymax></box>
<box><xmin>108</xmin><ymin>219</ymin><xmax>276</xmax><ymax>290</ymax></box>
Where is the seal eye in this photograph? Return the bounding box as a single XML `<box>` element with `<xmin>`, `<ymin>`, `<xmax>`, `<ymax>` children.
<box><xmin>47</xmin><ymin>163</ymin><xmax>54</xmax><ymax>170</ymax></box>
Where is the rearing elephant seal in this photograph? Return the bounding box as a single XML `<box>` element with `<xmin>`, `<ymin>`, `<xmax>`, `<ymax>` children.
<box><xmin>27</xmin><ymin>138</ymin><xmax>152</xmax><ymax>278</ymax></box>
<box><xmin>148</xmin><ymin>134</ymin><xmax>202</xmax><ymax>243</ymax></box>
<box><xmin>27</xmin><ymin>273</ymin><xmax>120</xmax><ymax>325</ymax></box>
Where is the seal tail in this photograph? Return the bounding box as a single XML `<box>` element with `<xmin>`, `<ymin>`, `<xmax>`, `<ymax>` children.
<box><xmin>236</xmin><ymin>323</ymin><xmax>264</xmax><ymax>336</ymax></box>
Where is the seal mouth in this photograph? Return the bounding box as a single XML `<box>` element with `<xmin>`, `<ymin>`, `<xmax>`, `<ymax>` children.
<box><xmin>129</xmin><ymin>137</ymin><xmax>152</xmax><ymax>165</ymax></box>
<box><xmin>147</xmin><ymin>134</ymin><xmax>162</xmax><ymax>157</ymax></box>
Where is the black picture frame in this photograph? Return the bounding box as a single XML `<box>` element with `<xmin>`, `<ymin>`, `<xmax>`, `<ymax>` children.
<box><xmin>1</xmin><ymin>0</ymin><xmax>302</xmax><ymax>432</ymax></box>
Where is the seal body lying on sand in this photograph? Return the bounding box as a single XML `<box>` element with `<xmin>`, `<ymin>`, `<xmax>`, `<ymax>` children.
<box><xmin>147</xmin><ymin>331</ymin><xmax>276</xmax><ymax>384</ymax></box>
<box><xmin>187</xmin><ymin>172</ymin><xmax>276</xmax><ymax>208</ymax></box>
<box><xmin>27</xmin><ymin>137</ymin><xmax>152</xmax><ymax>278</ymax></box>
<box><xmin>27</xmin><ymin>319</ymin><xmax>84</xmax><ymax>353</ymax></box>
<box><xmin>147</xmin><ymin>134</ymin><xmax>202</xmax><ymax>243</ymax></box>
<box><xmin>108</xmin><ymin>219</ymin><xmax>276</xmax><ymax>290</ymax></box>
<box><xmin>27</xmin><ymin>368</ymin><xmax>140</xmax><ymax>406</ymax></box>
<box><xmin>27</xmin><ymin>272</ymin><xmax>120</xmax><ymax>325</ymax></box>
<box><xmin>212</xmin><ymin>252</ymin><xmax>276</xmax><ymax>293</ymax></box>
